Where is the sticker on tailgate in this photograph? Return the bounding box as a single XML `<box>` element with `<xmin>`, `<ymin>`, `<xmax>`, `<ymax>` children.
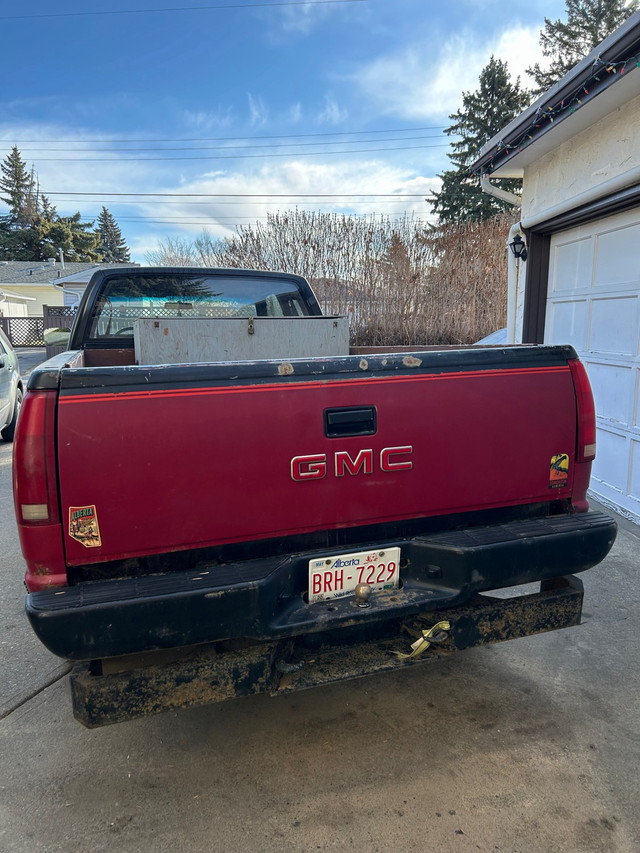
<box><xmin>549</xmin><ymin>454</ymin><xmax>569</xmax><ymax>488</ymax></box>
<box><xmin>69</xmin><ymin>505</ymin><xmax>102</xmax><ymax>548</ymax></box>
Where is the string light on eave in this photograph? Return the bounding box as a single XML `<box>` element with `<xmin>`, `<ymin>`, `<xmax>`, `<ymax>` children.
<box><xmin>473</xmin><ymin>49</ymin><xmax>640</xmax><ymax>177</ymax></box>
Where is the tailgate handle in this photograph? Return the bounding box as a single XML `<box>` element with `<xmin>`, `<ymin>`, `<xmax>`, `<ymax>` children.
<box><xmin>324</xmin><ymin>406</ymin><xmax>377</xmax><ymax>438</ymax></box>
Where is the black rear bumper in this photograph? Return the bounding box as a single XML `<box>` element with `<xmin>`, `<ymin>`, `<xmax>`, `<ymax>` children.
<box><xmin>27</xmin><ymin>510</ymin><xmax>617</xmax><ymax>660</ymax></box>
<box><xmin>71</xmin><ymin>575</ymin><xmax>585</xmax><ymax>727</ymax></box>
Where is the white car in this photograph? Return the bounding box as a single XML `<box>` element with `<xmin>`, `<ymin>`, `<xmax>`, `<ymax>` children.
<box><xmin>0</xmin><ymin>328</ymin><xmax>23</xmax><ymax>441</ymax></box>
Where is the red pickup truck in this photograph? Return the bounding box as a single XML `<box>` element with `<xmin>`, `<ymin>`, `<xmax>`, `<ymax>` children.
<box><xmin>14</xmin><ymin>267</ymin><xmax>617</xmax><ymax>726</ymax></box>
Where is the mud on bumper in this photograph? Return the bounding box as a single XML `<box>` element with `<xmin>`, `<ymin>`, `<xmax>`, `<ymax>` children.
<box><xmin>71</xmin><ymin>574</ymin><xmax>586</xmax><ymax>727</ymax></box>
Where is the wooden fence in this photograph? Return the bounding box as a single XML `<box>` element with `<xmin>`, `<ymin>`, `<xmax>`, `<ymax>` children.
<box><xmin>0</xmin><ymin>316</ymin><xmax>45</xmax><ymax>346</ymax></box>
<box><xmin>0</xmin><ymin>306</ymin><xmax>77</xmax><ymax>358</ymax></box>
<box><xmin>43</xmin><ymin>305</ymin><xmax>77</xmax><ymax>359</ymax></box>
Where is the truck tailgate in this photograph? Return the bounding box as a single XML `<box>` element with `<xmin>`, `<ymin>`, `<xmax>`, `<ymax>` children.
<box><xmin>56</xmin><ymin>347</ymin><xmax>579</xmax><ymax>567</ymax></box>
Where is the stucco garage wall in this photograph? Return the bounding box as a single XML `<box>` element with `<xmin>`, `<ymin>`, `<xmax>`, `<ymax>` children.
<box><xmin>520</xmin><ymin>92</ymin><xmax>640</xmax><ymax>220</ymax></box>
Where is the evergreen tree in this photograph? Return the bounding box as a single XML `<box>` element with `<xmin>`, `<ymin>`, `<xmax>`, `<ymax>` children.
<box><xmin>0</xmin><ymin>219</ymin><xmax>22</xmax><ymax>259</ymax></box>
<box><xmin>430</xmin><ymin>57</ymin><xmax>530</xmax><ymax>224</ymax></box>
<box><xmin>528</xmin><ymin>0</ymin><xmax>638</xmax><ymax>94</ymax></box>
<box><xmin>53</xmin><ymin>212</ymin><xmax>102</xmax><ymax>261</ymax></box>
<box><xmin>39</xmin><ymin>194</ymin><xmax>57</xmax><ymax>220</ymax></box>
<box><xmin>0</xmin><ymin>146</ymin><xmax>37</xmax><ymax>226</ymax></box>
<box><xmin>0</xmin><ymin>147</ymin><xmax>102</xmax><ymax>261</ymax></box>
<box><xmin>96</xmin><ymin>206</ymin><xmax>130</xmax><ymax>262</ymax></box>
<box><xmin>0</xmin><ymin>210</ymin><xmax>102</xmax><ymax>262</ymax></box>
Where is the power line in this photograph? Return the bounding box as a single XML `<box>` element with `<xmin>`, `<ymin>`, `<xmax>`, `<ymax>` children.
<box><xmin>4</xmin><ymin>126</ymin><xmax>448</xmax><ymax>145</ymax></box>
<box><xmin>116</xmin><ymin>213</ymin><xmax>428</xmax><ymax>224</ymax></box>
<box><xmin>11</xmin><ymin>135</ymin><xmax>448</xmax><ymax>154</ymax></box>
<box><xmin>0</xmin><ymin>0</ymin><xmax>367</xmax><ymax>22</ymax></box>
<box><xmin>44</xmin><ymin>191</ymin><xmax>430</xmax><ymax>198</ymax></box>
<box><xmin>53</xmin><ymin>199</ymin><xmax>429</xmax><ymax>207</ymax></box>
<box><xmin>116</xmin><ymin>209</ymin><xmax>428</xmax><ymax>219</ymax></box>
<box><xmin>28</xmin><ymin>143</ymin><xmax>449</xmax><ymax>162</ymax></box>
<box><xmin>72</xmin><ymin>212</ymin><xmax>431</xmax><ymax>227</ymax></box>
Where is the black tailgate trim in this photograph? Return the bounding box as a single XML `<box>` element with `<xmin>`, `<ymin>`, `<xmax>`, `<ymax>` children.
<box><xmin>30</xmin><ymin>344</ymin><xmax>578</xmax><ymax>392</ymax></box>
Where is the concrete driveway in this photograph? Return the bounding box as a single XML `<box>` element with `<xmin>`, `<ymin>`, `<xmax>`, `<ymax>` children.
<box><xmin>1</xmin><ymin>355</ymin><xmax>638</xmax><ymax>852</ymax></box>
<box><xmin>13</xmin><ymin>346</ymin><xmax>47</xmax><ymax>381</ymax></box>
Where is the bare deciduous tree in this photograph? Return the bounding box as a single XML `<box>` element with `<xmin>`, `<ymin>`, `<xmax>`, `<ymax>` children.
<box><xmin>146</xmin><ymin>210</ymin><xmax>514</xmax><ymax>345</ymax></box>
<box><xmin>145</xmin><ymin>235</ymin><xmax>203</xmax><ymax>266</ymax></box>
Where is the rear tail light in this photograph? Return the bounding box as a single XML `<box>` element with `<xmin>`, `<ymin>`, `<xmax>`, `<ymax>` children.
<box><xmin>568</xmin><ymin>359</ymin><xmax>596</xmax><ymax>462</ymax></box>
<box><xmin>13</xmin><ymin>390</ymin><xmax>60</xmax><ymax>525</ymax></box>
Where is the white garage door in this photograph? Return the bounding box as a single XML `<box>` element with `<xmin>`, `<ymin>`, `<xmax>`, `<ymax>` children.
<box><xmin>545</xmin><ymin>207</ymin><xmax>640</xmax><ymax>522</ymax></box>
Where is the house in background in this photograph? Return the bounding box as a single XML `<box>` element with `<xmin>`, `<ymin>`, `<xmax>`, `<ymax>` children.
<box><xmin>471</xmin><ymin>10</ymin><xmax>640</xmax><ymax>522</ymax></box>
<box><xmin>52</xmin><ymin>265</ymin><xmax>137</xmax><ymax>307</ymax></box>
<box><xmin>0</xmin><ymin>287</ymin><xmax>35</xmax><ymax>317</ymax></box>
<box><xmin>0</xmin><ymin>259</ymin><xmax>66</xmax><ymax>314</ymax></box>
<box><xmin>0</xmin><ymin>260</ymin><xmax>138</xmax><ymax>315</ymax></box>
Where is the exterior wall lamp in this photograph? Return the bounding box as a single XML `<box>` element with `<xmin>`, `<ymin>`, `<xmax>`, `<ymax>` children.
<box><xmin>509</xmin><ymin>233</ymin><xmax>528</xmax><ymax>261</ymax></box>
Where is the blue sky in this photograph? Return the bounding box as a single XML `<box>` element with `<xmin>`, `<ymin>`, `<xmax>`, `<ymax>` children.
<box><xmin>0</xmin><ymin>0</ymin><xmax>567</xmax><ymax>262</ymax></box>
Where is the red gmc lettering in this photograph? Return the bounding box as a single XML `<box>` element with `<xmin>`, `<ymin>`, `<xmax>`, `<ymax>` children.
<box><xmin>380</xmin><ymin>446</ymin><xmax>413</xmax><ymax>471</ymax></box>
<box><xmin>335</xmin><ymin>449</ymin><xmax>374</xmax><ymax>477</ymax></box>
<box><xmin>291</xmin><ymin>446</ymin><xmax>413</xmax><ymax>481</ymax></box>
<box><xmin>291</xmin><ymin>454</ymin><xmax>327</xmax><ymax>480</ymax></box>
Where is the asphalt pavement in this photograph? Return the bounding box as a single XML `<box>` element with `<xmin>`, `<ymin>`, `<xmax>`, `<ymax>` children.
<box><xmin>0</xmin><ymin>349</ymin><xmax>638</xmax><ymax>852</ymax></box>
<box><xmin>14</xmin><ymin>346</ymin><xmax>48</xmax><ymax>381</ymax></box>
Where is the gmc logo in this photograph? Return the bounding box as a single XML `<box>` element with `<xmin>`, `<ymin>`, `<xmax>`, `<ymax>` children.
<box><xmin>291</xmin><ymin>446</ymin><xmax>413</xmax><ymax>481</ymax></box>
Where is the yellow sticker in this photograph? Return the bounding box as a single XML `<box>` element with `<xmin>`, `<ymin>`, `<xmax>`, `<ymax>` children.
<box><xmin>549</xmin><ymin>454</ymin><xmax>569</xmax><ymax>489</ymax></box>
<box><xmin>69</xmin><ymin>505</ymin><xmax>102</xmax><ymax>548</ymax></box>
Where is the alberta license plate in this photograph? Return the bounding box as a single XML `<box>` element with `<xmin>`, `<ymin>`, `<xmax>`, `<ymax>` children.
<box><xmin>308</xmin><ymin>547</ymin><xmax>401</xmax><ymax>603</ymax></box>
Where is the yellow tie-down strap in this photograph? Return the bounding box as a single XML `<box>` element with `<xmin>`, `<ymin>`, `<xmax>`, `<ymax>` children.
<box><xmin>394</xmin><ymin>620</ymin><xmax>451</xmax><ymax>659</ymax></box>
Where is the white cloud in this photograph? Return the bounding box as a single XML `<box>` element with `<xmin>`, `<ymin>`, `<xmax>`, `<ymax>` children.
<box><xmin>273</xmin><ymin>3</ymin><xmax>332</xmax><ymax>36</ymax></box>
<box><xmin>263</xmin><ymin>0</ymin><xmax>366</xmax><ymax>44</ymax></box>
<box><xmin>247</xmin><ymin>93</ymin><xmax>269</xmax><ymax>127</ymax></box>
<box><xmin>278</xmin><ymin>6</ymin><xmax>322</xmax><ymax>35</ymax></box>
<box><xmin>352</xmin><ymin>25</ymin><xmax>541</xmax><ymax>121</ymax></box>
<box><xmin>133</xmin><ymin>158</ymin><xmax>439</xmax><ymax>261</ymax></box>
<box><xmin>317</xmin><ymin>96</ymin><xmax>348</xmax><ymax>125</ymax></box>
<box><xmin>0</xmin><ymin>123</ymin><xmax>158</xmax><ymax>201</ymax></box>
<box><xmin>493</xmin><ymin>26</ymin><xmax>545</xmax><ymax>84</ymax></box>
<box><xmin>289</xmin><ymin>102</ymin><xmax>303</xmax><ymax>124</ymax></box>
<box><xmin>182</xmin><ymin>108</ymin><xmax>235</xmax><ymax>131</ymax></box>
<box><xmin>0</xmin><ymin>120</ymin><xmax>439</xmax><ymax>263</ymax></box>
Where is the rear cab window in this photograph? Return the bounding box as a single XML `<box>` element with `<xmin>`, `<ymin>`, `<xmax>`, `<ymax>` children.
<box><xmin>86</xmin><ymin>272</ymin><xmax>317</xmax><ymax>343</ymax></box>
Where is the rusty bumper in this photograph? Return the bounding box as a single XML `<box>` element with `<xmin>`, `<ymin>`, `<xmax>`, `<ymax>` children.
<box><xmin>70</xmin><ymin>575</ymin><xmax>583</xmax><ymax>728</ymax></box>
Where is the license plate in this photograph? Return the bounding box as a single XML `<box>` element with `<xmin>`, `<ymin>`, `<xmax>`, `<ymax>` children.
<box><xmin>308</xmin><ymin>547</ymin><xmax>401</xmax><ymax>603</ymax></box>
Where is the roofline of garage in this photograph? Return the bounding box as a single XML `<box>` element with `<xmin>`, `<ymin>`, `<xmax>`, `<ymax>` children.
<box><xmin>470</xmin><ymin>11</ymin><xmax>640</xmax><ymax>177</ymax></box>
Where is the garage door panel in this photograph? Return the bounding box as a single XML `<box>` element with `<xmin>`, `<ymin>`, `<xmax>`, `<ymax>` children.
<box><xmin>594</xmin><ymin>223</ymin><xmax>640</xmax><ymax>288</ymax></box>
<box><xmin>586</xmin><ymin>361</ymin><xmax>633</xmax><ymax>425</ymax></box>
<box><xmin>630</xmin><ymin>441</ymin><xmax>640</xmax><ymax>504</ymax></box>
<box><xmin>589</xmin><ymin>296</ymin><xmax>639</xmax><ymax>355</ymax></box>
<box><xmin>551</xmin><ymin>237</ymin><xmax>594</xmax><ymax>293</ymax></box>
<box><xmin>592</xmin><ymin>429</ymin><xmax>628</xmax><ymax>493</ymax></box>
<box><xmin>634</xmin><ymin>371</ymin><xmax>640</xmax><ymax>427</ymax></box>
<box><xmin>546</xmin><ymin>300</ymin><xmax>588</xmax><ymax>348</ymax></box>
